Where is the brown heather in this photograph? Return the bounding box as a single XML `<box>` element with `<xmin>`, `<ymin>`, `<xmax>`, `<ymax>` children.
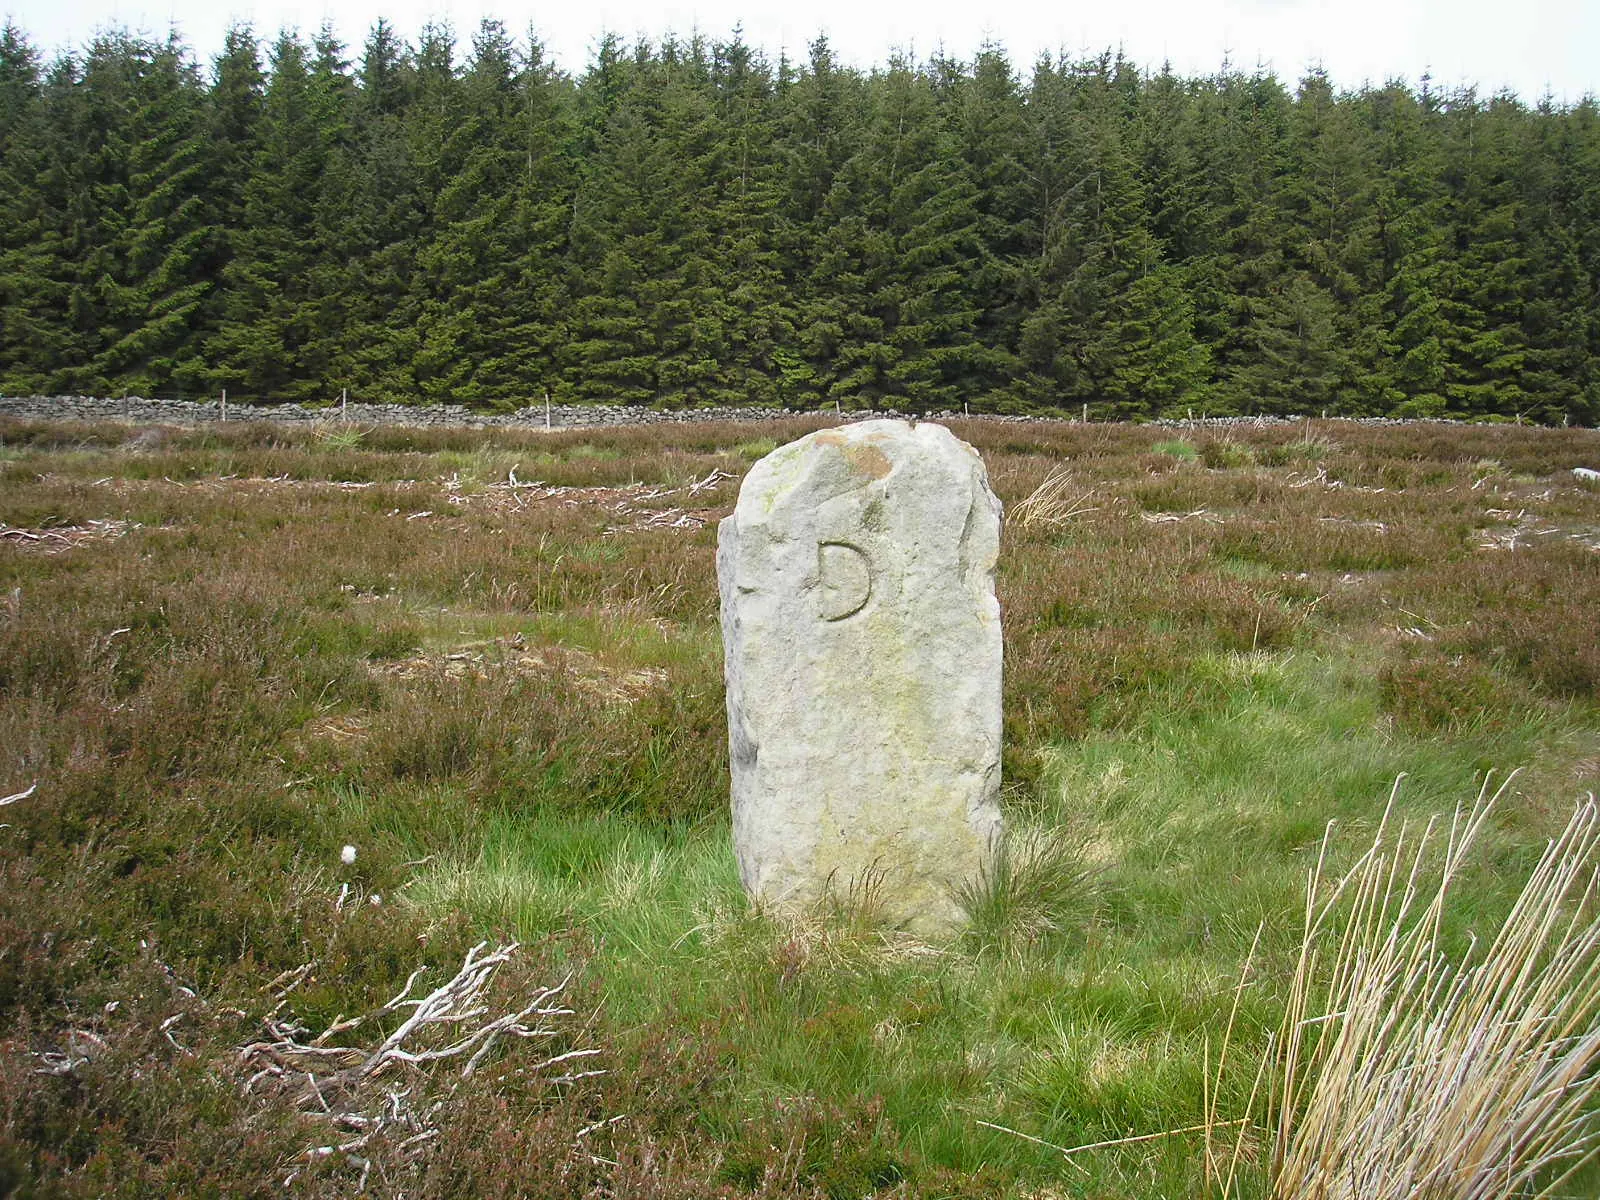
<box><xmin>0</xmin><ymin>415</ymin><xmax>1595</xmax><ymax>1197</ymax></box>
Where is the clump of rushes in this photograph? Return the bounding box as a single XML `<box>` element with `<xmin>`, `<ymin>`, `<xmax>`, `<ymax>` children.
<box><xmin>1007</xmin><ymin>463</ymin><xmax>1098</xmax><ymax>530</ymax></box>
<box><xmin>959</xmin><ymin>827</ymin><xmax>1099</xmax><ymax>952</ymax></box>
<box><xmin>1215</xmin><ymin>775</ymin><xmax>1600</xmax><ymax>1199</ymax></box>
<box><xmin>1199</xmin><ymin>436</ymin><xmax>1258</xmax><ymax>469</ymax></box>
<box><xmin>1152</xmin><ymin>439</ymin><xmax>1199</xmax><ymax>461</ymax></box>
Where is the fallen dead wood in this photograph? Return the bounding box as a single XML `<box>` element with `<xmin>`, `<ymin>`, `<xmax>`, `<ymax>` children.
<box><xmin>467</xmin><ymin>466</ymin><xmax>735</xmax><ymax>533</ymax></box>
<box><xmin>0</xmin><ymin>519</ymin><xmax>138</xmax><ymax>552</ymax></box>
<box><xmin>1141</xmin><ymin>509</ymin><xmax>1222</xmax><ymax>525</ymax></box>
<box><xmin>240</xmin><ymin>941</ymin><xmax>602</xmax><ymax>1188</ymax></box>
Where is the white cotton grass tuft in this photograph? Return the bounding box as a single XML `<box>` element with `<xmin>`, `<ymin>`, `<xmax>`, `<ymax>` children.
<box><xmin>341</xmin><ymin>844</ymin><xmax>357</xmax><ymax>866</ymax></box>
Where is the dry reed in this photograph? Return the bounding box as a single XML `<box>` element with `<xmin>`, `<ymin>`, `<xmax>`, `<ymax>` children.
<box><xmin>1240</xmin><ymin>775</ymin><xmax>1600</xmax><ymax>1199</ymax></box>
<box><xmin>1008</xmin><ymin>463</ymin><xmax>1097</xmax><ymax>529</ymax></box>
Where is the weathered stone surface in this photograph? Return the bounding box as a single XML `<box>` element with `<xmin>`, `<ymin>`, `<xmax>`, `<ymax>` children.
<box><xmin>717</xmin><ymin>419</ymin><xmax>1003</xmax><ymax>935</ymax></box>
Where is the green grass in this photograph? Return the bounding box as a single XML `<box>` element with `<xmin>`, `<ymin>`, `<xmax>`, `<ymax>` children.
<box><xmin>399</xmin><ymin>649</ymin><xmax>1586</xmax><ymax>1195</ymax></box>
<box><xmin>0</xmin><ymin>414</ymin><xmax>1595</xmax><ymax>1196</ymax></box>
<box><xmin>1152</xmin><ymin>438</ymin><xmax>1200</xmax><ymax>461</ymax></box>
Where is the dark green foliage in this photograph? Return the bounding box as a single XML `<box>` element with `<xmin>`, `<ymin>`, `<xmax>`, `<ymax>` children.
<box><xmin>0</xmin><ymin>20</ymin><xmax>1598</xmax><ymax>419</ymax></box>
<box><xmin>0</xmin><ymin>23</ymin><xmax>58</xmax><ymax>391</ymax></box>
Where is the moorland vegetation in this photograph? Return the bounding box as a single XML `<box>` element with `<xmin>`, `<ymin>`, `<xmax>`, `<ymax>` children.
<box><xmin>0</xmin><ymin>415</ymin><xmax>1595</xmax><ymax>1195</ymax></box>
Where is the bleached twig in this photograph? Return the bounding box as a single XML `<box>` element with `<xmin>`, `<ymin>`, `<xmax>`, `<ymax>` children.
<box><xmin>688</xmin><ymin>468</ymin><xmax>735</xmax><ymax>495</ymax></box>
<box><xmin>1</xmin><ymin>782</ymin><xmax>36</xmax><ymax>806</ymax></box>
<box><xmin>1141</xmin><ymin>509</ymin><xmax>1222</xmax><ymax>525</ymax></box>
<box><xmin>239</xmin><ymin>941</ymin><xmax>599</xmax><ymax>1184</ymax></box>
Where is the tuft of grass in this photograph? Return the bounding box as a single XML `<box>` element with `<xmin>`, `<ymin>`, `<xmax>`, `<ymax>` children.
<box><xmin>1152</xmin><ymin>439</ymin><xmax>1199</xmax><ymax>461</ymax></box>
<box><xmin>1260</xmin><ymin>430</ymin><xmax>1342</xmax><ymax>465</ymax></box>
<box><xmin>959</xmin><ymin>826</ymin><xmax>1099</xmax><ymax>952</ymax></box>
<box><xmin>1199</xmin><ymin>436</ymin><xmax>1258</xmax><ymax>469</ymax></box>
<box><xmin>1223</xmin><ymin>776</ymin><xmax>1600</xmax><ymax>1200</ymax></box>
<box><xmin>1470</xmin><ymin>457</ymin><xmax>1509</xmax><ymax>487</ymax></box>
<box><xmin>1007</xmin><ymin>463</ymin><xmax>1098</xmax><ymax>530</ymax></box>
<box><xmin>732</xmin><ymin>438</ymin><xmax>778</xmax><ymax>462</ymax></box>
<box><xmin>314</xmin><ymin>423</ymin><xmax>368</xmax><ymax>451</ymax></box>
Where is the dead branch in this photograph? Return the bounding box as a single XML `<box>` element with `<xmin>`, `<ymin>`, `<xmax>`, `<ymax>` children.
<box><xmin>239</xmin><ymin>941</ymin><xmax>601</xmax><ymax>1185</ymax></box>
<box><xmin>490</xmin><ymin>464</ymin><xmax>545</xmax><ymax>489</ymax></box>
<box><xmin>688</xmin><ymin>468</ymin><xmax>735</xmax><ymax>495</ymax></box>
<box><xmin>468</xmin><ymin>468</ymin><xmax>729</xmax><ymax>533</ymax></box>
<box><xmin>0</xmin><ymin>519</ymin><xmax>138</xmax><ymax>553</ymax></box>
<box><xmin>1141</xmin><ymin>509</ymin><xmax>1222</xmax><ymax>525</ymax></box>
<box><xmin>263</xmin><ymin>961</ymin><xmax>317</xmax><ymax>1003</ymax></box>
<box><xmin>0</xmin><ymin>782</ymin><xmax>36</xmax><ymax>806</ymax></box>
<box><xmin>34</xmin><ymin>1029</ymin><xmax>109</xmax><ymax>1076</ymax></box>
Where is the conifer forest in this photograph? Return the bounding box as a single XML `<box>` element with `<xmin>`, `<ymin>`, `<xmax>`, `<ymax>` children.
<box><xmin>1</xmin><ymin>19</ymin><xmax>1597</xmax><ymax>422</ymax></box>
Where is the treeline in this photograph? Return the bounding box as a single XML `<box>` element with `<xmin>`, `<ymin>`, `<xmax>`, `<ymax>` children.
<box><xmin>1</xmin><ymin>21</ymin><xmax>1597</xmax><ymax>421</ymax></box>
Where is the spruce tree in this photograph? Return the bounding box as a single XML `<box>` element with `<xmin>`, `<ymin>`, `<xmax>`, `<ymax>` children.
<box><xmin>191</xmin><ymin>24</ymin><xmax>264</xmax><ymax>377</ymax></box>
<box><xmin>412</xmin><ymin>21</ymin><xmax>575</xmax><ymax>406</ymax></box>
<box><xmin>643</xmin><ymin>35</ymin><xmax>730</xmax><ymax>406</ymax></box>
<box><xmin>205</xmin><ymin>31</ymin><xmax>327</xmax><ymax>400</ymax></box>
<box><xmin>562</xmin><ymin>45</ymin><xmax>670</xmax><ymax>404</ymax></box>
<box><xmin>777</xmin><ymin>35</ymin><xmax>866</xmax><ymax>407</ymax></box>
<box><xmin>0</xmin><ymin>23</ymin><xmax>56</xmax><ymax>390</ymax></box>
<box><xmin>854</xmin><ymin>57</ymin><xmax>984</xmax><ymax>411</ymax></box>
<box><xmin>950</xmin><ymin>44</ymin><xmax>1030</xmax><ymax>402</ymax></box>
<box><xmin>1434</xmin><ymin>89</ymin><xmax>1532</xmax><ymax>417</ymax></box>
<box><xmin>1018</xmin><ymin>55</ymin><xmax>1208</xmax><ymax>415</ymax></box>
<box><xmin>1564</xmin><ymin>98</ymin><xmax>1600</xmax><ymax>423</ymax></box>
<box><xmin>1343</xmin><ymin>79</ymin><xmax>1449</xmax><ymax>413</ymax></box>
<box><xmin>706</xmin><ymin>30</ymin><xmax>790</xmax><ymax>406</ymax></box>
<box><xmin>60</xmin><ymin>32</ymin><xmax>215</xmax><ymax>395</ymax></box>
<box><xmin>1511</xmin><ymin>96</ymin><xmax>1593</xmax><ymax>423</ymax></box>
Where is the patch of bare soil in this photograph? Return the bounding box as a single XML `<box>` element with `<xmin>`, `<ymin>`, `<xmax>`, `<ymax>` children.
<box><xmin>372</xmin><ymin>634</ymin><xmax>667</xmax><ymax>705</ymax></box>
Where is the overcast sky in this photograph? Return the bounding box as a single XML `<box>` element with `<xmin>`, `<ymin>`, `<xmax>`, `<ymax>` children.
<box><xmin>11</xmin><ymin>0</ymin><xmax>1599</xmax><ymax>103</ymax></box>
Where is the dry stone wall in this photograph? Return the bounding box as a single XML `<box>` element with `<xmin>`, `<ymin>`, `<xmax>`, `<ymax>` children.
<box><xmin>0</xmin><ymin>395</ymin><xmax>796</xmax><ymax>429</ymax></box>
<box><xmin>0</xmin><ymin>394</ymin><xmax>1420</xmax><ymax>431</ymax></box>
